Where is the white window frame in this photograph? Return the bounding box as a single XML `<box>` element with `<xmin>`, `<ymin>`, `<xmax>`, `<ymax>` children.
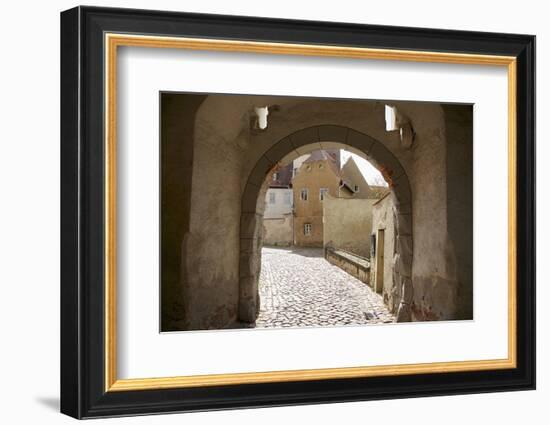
<box><xmin>300</xmin><ymin>188</ymin><xmax>309</xmax><ymax>201</ymax></box>
<box><xmin>272</xmin><ymin>172</ymin><xmax>278</xmax><ymax>181</ymax></box>
<box><xmin>304</xmin><ymin>223</ymin><xmax>312</xmax><ymax>236</ymax></box>
<box><xmin>319</xmin><ymin>187</ymin><xmax>329</xmax><ymax>201</ymax></box>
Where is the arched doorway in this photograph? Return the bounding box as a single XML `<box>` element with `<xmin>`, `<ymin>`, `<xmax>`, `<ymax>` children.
<box><xmin>239</xmin><ymin>125</ymin><xmax>413</xmax><ymax>324</ymax></box>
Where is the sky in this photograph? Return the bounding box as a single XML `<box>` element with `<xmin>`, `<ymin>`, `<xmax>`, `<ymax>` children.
<box><xmin>341</xmin><ymin>150</ymin><xmax>388</xmax><ymax>187</ymax></box>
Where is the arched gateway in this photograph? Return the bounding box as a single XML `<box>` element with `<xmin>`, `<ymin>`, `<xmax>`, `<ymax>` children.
<box><xmin>238</xmin><ymin>125</ymin><xmax>413</xmax><ymax>323</ymax></box>
<box><xmin>160</xmin><ymin>93</ymin><xmax>472</xmax><ymax>332</ymax></box>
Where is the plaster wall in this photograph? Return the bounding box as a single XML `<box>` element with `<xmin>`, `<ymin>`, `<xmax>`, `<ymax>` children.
<box><xmin>443</xmin><ymin>105</ymin><xmax>474</xmax><ymax>320</ymax></box>
<box><xmin>263</xmin><ymin>216</ymin><xmax>293</xmax><ymax>246</ymax></box>
<box><xmin>371</xmin><ymin>194</ymin><xmax>399</xmax><ymax>312</ymax></box>
<box><xmin>323</xmin><ymin>197</ymin><xmax>376</xmax><ymax>258</ymax></box>
<box><xmin>264</xmin><ymin>188</ymin><xmax>293</xmax><ymax>219</ymax></box>
<box><xmin>160</xmin><ymin>94</ymin><xmax>208</xmax><ymax>331</ymax></box>
<box><xmin>392</xmin><ymin>102</ymin><xmax>473</xmax><ymax>321</ymax></box>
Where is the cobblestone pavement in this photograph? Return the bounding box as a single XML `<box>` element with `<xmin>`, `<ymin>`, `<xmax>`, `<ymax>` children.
<box><xmin>255</xmin><ymin>247</ymin><xmax>395</xmax><ymax>328</ymax></box>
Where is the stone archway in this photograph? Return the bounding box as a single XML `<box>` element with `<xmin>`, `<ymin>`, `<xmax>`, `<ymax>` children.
<box><xmin>239</xmin><ymin>125</ymin><xmax>413</xmax><ymax>324</ymax></box>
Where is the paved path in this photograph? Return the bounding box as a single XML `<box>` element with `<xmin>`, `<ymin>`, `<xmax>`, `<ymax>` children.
<box><xmin>255</xmin><ymin>247</ymin><xmax>395</xmax><ymax>328</ymax></box>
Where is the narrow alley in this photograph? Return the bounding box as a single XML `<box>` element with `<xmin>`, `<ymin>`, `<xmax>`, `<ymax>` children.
<box><xmin>255</xmin><ymin>247</ymin><xmax>395</xmax><ymax>328</ymax></box>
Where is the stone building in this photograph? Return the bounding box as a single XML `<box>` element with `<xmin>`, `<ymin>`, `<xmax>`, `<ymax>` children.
<box><xmin>322</xmin><ymin>155</ymin><xmax>389</xmax><ymax>257</ymax></box>
<box><xmin>263</xmin><ymin>149</ymin><xmax>377</xmax><ymax>249</ymax></box>
<box><xmin>160</xmin><ymin>93</ymin><xmax>473</xmax><ymax>330</ymax></box>
<box><xmin>340</xmin><ymin>156</ymin><xmax>372</xmax><ymax>198</ymax></box>
<box><xmin>292</xmin><ymin>149</ymin><xmax>354</xmax><ymax>247</ymax></box>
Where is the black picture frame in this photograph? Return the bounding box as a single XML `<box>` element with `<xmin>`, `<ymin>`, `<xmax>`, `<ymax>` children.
<box><xmin>60</xmin><ymin>5</ymin><xmax>536</xmax><ymax>419</ymax></box>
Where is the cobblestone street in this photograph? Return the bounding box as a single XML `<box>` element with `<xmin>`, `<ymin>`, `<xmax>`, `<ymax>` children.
<box><xmin>255</xmin><ymin>247</ymin><xmax>395</xmax><ymax>328</ymax></box>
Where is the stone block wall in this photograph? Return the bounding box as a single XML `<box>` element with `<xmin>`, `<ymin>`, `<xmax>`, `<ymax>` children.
<box><xmin>326</xmin><ymin>248</ymin><xmax>370</xmax><ymax>284</ymax></box>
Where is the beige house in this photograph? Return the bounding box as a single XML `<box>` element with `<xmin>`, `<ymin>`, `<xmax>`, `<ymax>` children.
<box><xmin>293</xmin><ymin>150</ymin><xmax>376</xmax><ymax>247</ymax></box>
<box><xmin>322</xmin><ymin>155</ymin><xmax>389</xmax><ymax>258</ymax></box>
<box><xmin>264</xmin><ymin>150</ymin><xmax>385</xmax><ymax>249</ymax></box>
<box><xmin>340</xmin><ymin>156</ymin><xmax>387</xmax><ymax>199</ymax></box>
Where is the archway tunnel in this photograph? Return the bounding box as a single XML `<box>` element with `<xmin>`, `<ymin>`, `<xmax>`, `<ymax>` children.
<box><xmin>160</xmin><ymin>93</ymin><xmax>473</xmax><ymax>331</ymax></box>
<box><xmin>238</xmin><ymin>126</ymin><xmax>413</xmax><ymax>324</ymax></box>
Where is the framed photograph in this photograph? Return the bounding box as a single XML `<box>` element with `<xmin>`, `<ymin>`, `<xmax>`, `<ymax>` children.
<box><xmin>60</xmin><ymin>6</ymin><xmax>535</xmax><ymax>419</ymax></box>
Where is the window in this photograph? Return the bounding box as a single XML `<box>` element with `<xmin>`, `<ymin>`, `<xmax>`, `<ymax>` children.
<box><xmin>354</xmin><ymin>184</ymin><xmax>360</xmax><ymax>193</ymax></box>
<box><xmin>300</xmin><ymin>188</ymin><xmax>308</xmax><ymax>201</ymax></box>
<box><xmin>272</xmin><ymin>172</ymin><xmax>278</xmax><ymax>181</ymax></box>
<box><xmin>318</xmin><ymin>163</ymin><xmax>324</xmax><ymax>169</ymax></box>
<box><xmin>292</xmin><ymin>167</ymin><xmax>298</xmax><ymax>177</ymax></box>
<box><xmin>284</xmin><ymin>191</ymin><xmax>292</xmax><ymax>205</ymax></box>
<box><xmin>269</xmin><ymin>192</ymin><xmax>276</xmax><ymax>204</ymax></box>
<box><xmin>304</xmin><ymin>223</ymin><xmax>312</xmax><ymax>236</ymax></box>
<box><xmin>319</xmin><ymin>188</ymin><xmax>329</xmax><ymax>201</ymax></box>
<box><xmin>254</xmin><ymin>106</ymin><xmax>269</xmax><ymax>130</ymax></box>
<box><xmin>385</xmin><ymin>105</ymin><xmax>398</xmax><ymax>131</ymax></box>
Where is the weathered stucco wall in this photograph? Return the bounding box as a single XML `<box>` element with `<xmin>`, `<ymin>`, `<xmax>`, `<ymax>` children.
<box><xmin>263</xmin><ymin>216</ymin><xmax>293</xmax><ymax>246</ymax></box>
<box><xmin>264</xmin><ymin>188</ymin><xmax>293</xmax><ymax>219</ymax></box>
<box><xmin>161</xmin><ymin>93</ymin><xmax>473</xmax><ymax>330</ymax></box>
<box><xmin>294</xmin><ymin>216</ymin><xmax>324</xmax><ymax>247</ymax></box>
<box><xmin>323</xmin><ymin>197</ymin><xmax>376</xmax><ymax>258</ymax></box>
<box><xmin>443</xmin><ymin>105</ymin><xmax>473</xmax><ymax>320</ymax></box>
<box><xmin>371</xmin><ymin>194</ymin><xmax>398</xmax><ymax>313</ymax></box>
<box><xmin>160</xmin><ymin>94</ymin><xmax>207</xmax><ymax>331</ymax></box>
<box><xmin>391</xmin><ymin>102</ymin><xmax>473</xmax><ymax>321</ymax></box>
<box><xmin>183</xmin><ymin>95</ymin><xmax>246</xmax><ymax>330</ymax></box>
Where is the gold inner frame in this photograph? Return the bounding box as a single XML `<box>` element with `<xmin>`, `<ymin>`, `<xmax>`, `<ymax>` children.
<box><xmin>104</xmin><ymin>33</ymin><xmax>517</xmax><ymax>392</ymax></box>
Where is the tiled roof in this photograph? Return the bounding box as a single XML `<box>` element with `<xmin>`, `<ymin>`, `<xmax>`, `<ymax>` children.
<box><xmin>268</xmin><ymin>162</ymin><xmax>293</xmax><ymax>188</ymax></box>
<box><xmin>303</xmin><ymin>149</ymin><xmax>341</xmax><ymax>177</ymax></box>
<box><xmin>304</xmin><ymin>149</ymin><xmax>340</xmax><ymax>168</ymax></box>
